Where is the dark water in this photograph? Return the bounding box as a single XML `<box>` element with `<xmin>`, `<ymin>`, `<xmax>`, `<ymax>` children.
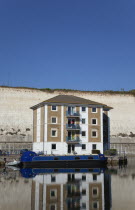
<box><xmin>0</xmin><ymin>158</ymin><xmax>135</xmax><ymax>210</ymax></box>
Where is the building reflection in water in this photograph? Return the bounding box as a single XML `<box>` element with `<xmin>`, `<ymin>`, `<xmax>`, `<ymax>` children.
<box><xmin>30</xmin><ymin>169</ymin><xmax>111</xmax><ymax>210</ymax></box>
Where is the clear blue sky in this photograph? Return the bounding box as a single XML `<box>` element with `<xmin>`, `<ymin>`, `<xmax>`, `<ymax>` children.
<box><xmin>0</xmin><ymin>0</ymin><xmax>135</xmax><ymax>91</ymax></box>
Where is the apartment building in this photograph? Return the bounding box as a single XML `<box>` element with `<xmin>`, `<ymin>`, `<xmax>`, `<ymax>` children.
<box><xmin>31</xmin><ymin>95</ymin><xmax>112</xmax><ymax>155</ymax></box>
<box><xmin>31</xmin><ymin>170</ymin><xmax>111</xmax><ymax>210</ymax></box>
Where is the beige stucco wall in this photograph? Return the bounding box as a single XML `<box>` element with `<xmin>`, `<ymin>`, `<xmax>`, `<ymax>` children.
<box><xmin>0</xmin><ymin>87</ymin><xmax>135</xmax><ymax>143</ymax></box>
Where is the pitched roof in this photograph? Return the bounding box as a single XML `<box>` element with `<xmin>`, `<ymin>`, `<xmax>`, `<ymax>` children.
<box><xmin>31</xmin><ymin>95</ymin><xmax>113</xmax><ymax>109</ymax></box>
<box><xmin>44</xmin><ymin>95</ymin><xmax>104</xmax><ymax>105</ymax></box>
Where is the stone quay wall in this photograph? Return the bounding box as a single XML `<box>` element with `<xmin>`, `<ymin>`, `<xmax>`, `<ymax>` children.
<box><xmin>110</xmin><ymin>137</ymin><xmax>135</xmax><ymax>155</ymax></box>
<box><xmin>0</xmin><ymin>87</ymin><xmax>135</xmax><ymax>153</ymax></box>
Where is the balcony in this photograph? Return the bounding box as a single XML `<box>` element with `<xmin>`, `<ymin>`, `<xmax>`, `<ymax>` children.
<box><xmin>66</xmin><ymin>111</ymin><xmax>80</xmax><ymax>118</ymax></box>
<box><xmin>66</xmin><ymin>180</ymin><xmax>81</xmax><ymax>185</ymax></box>
<box><xmin>67</xmin><ymin>191</ymin><xmax>81</xmax><ymax>198</ymax></box>
<box><xmin>66</xmin><ymin>124</ymin><xmax>80</xmax><ymax>130</ymax></box>
<box><xmin>66</xmin><ymin>136</ymin><xmax>81</xmax><ymax>144</ymax></box>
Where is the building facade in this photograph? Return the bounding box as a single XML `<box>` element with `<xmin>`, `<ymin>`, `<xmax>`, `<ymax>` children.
<box><xmin>31</xmin><ymin>170</ymin><xmax>112</xmax><ymax>210</ymax></box>
<box><xmin>31</xmin><ymin>95</ymin><xmax>112</xmax><ymax>155</ymax></box>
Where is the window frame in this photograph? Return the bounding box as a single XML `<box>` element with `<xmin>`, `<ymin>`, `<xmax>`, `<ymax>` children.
<box><xmin>91</xmin><ymin>107</ymin><xmax>97</xmax><ymax>113</ymax></box>
<box><xmin>82</xmin><ymin>175</ymin><xmax>86</xmax><ymax>181</ymax></box>
<box><xmin>51</xmin><ymin>117</ymin><xmax>57</xmax><ymax>124</ymax></box>
<box><xmin>82</xmin><ymin>107</ymin><xmax>86</xmax><ymax>112</ymax></box>
<box><xmin>92</xmin><ymin>201</ymin><xmax>99</xmax><ymax>209</ymax></box>
<box><xmin>92</xmin><ymin>144</ymin><xmax>97</xmax><ymax>150</ymax></box>
<box><xmin>52</xmin><ymin>144</ymin><xmax>56</xmax><ymax>150</ymax></box>
<box><xmin>91</xmin><ymin>130</ymin><xmax>98</xmax><ymax>138</ymax></box>
<box><xmin>51</xmin><ymin>129</ymin><xmax>57</xmax><ymax>137</ymax></box>
<box><xmin>82</xmin><ymin>118</ymin><xmax>86</xmax><ymax>124</ymax></box>
<box><xmin>82</xmin><ymin>144</ymin><xmax>86</xmax><ymax>150</ymax></box>
<box><xmin>82</xmin><ymin>203</ymin><xmax>86</xmax><ymax>209</ymax></box>
<box><xmin>82</xmin><ymin>189</ymin><xmax>86</xmax><ymax>195</ymax></box>
<box><xmin>49</xmin><ymin>204</ymin><xmax>57</xmax><ymax>210</ymax></box>
<box><xmin>51</xmin><ymin>105</ymin><xmax>57</xmax><ymax>111</ymax></box>
<box><xmin>93</xmin><ymin>174</ymin><xmax>97</xmax><ymax>181</ymax></box>
<box><xmin>91</xmin><ymin>118</ymin><xmax>97</xmax><ymax>125</ymax></box>
<box><xmin>51</xmin><ymin>175</ymin><xmax>56</xmax><ymax>182</ymax></box>
<box><xmin>92</xmin><ymin>187</ymin><xmax>99</xmax><ymax>198</ymax></box>
<box><xmin>50</xmin><ymin>189</ymin><xmax>57</xmax><ymax>198</ymax></box>
<box><xmin>82</xmin><ymin>131</ymin><xmax>86</xmax><ymax>137</ymax></box>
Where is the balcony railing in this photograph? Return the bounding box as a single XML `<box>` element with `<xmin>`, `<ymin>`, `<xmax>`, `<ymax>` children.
<box><xmin>66</xmin><ymin>136</ymin><xmax>81</xmax><ymax>144</ymax></box>
<box><xmin>66</xmin><ymin>124</ymin><xmax>80</xmax><ymax>130</ymax></box>
<box><xmin>66</xmin><ymin>180</ymin><xmax>81</xmax><ymax>185</ymax></box>
<box><xmin>66</xmin><ymin>111</ymin><xmax>80</xmax><ymax>117</ymax></box>
<box><xmin>67</xmin><ymin>191</ymin><xmax>81</xmax><ymax>198</ymax></box>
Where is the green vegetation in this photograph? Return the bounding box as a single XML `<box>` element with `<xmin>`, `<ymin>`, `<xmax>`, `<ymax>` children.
<box><xmin>0</xmin><ymin>85</ymin><xmax>135</xmax><ymax>96</ymax></box>
<box><xmin>118</xmin><ymin>132</ymin><xmax>135</xmax><ymax>137</ymax></box>
<box><xmin>92</xmin><ymin>149</ymin><xmax>101</xmax><ymax>154</ymax></box>
<box><xmin>104</xmin><ymin>149</ymin><xmax>117</xmax><ymax>156</ymax></box>
<box><xmin>118</xmin><ymin>133</ymin><xmax>128</xmax><ymax>137</ymax></box>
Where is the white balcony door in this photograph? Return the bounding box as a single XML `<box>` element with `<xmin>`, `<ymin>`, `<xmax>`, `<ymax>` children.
<box><xmin>68</xmin><ymin>106</ymin><xmax>75</xmax><ymax>115</ymax></box>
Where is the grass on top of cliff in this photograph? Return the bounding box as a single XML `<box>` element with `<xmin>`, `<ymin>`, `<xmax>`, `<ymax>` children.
<box><xmin>0</xmin><ymin>85</ymin><xmax>135</xmax><ymax>96</ymax></box>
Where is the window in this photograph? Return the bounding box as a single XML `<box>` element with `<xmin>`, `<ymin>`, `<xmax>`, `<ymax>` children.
<box><xmin>82</xmin><ymin>203</ymin><xmax>86</xmax><ymax>209</ymax></box>
<box><xmin>51</xmin><ymin>117</ymin><xmax>57</xmax><ymax>124</ymax></box>
<box><xmin>92</xmin><ymin>144</ymin><xmax>96</xmax><ymax>150</ymax></box>
<box><xmin>51</xmin><ymin>105</ymin><xmax>57</xmax><ymax>111</ymax></box>
<box><xmin>93</xmin><ymin>174</ymin><xmax>97</xmax><ymax>181</ymax></box>
<box><xmin>51</xmin><ymin>129</ymin><xmax>57</xmax><ymax>137</ymax></box>
<box><xmin>92</xmin><ymin>107</ymin><xmax>97</xmax><ymax>113</ymax></box>
<box><xmin>82</xmin><ymin>144</ymin><xmax>86</xmax><ymax>150</ymax></box>
<box><xmin>92</xmin><ymin>188</ymin><xmax>98</xmax><ymax>196</ymax></box>
<box><xmin>82</xmin><ymin>107</ymin><xmax>86</xmax><ymax>112</ymax></box>
<box><xmin>68</xmin><ymin>106</ymin><xmax>75</xmax><ymax>114</ymax></box>
<box><xmin>82</xmin><ymin>175</ymin><xmax>86</xmax><ymax>181</ymax></box>
<box><xmin>52</xmin><ymin>144</ymin><xmax>56</xmax><ymax>150</ymax></box>
<box><xmin>92</xmin><ymin>201</ymin><xmax>99</xmax><ymax>209</ymax></box>
<box><xmin>50</xmin><ymin>189</ymin><xmax>57</xmax><ymax>198</ymax></box>
<box><xmin>68</xmin><ymin>118</ymin><xmax>75</xmax><ymax>125</ymax></box>
<box><xmin>92</xmin><ymin>119</ymin><xmax>97</xmax><ymax>125</ymax></box>
<box><xmin>82</xmin><ymin>118</ymin><xmax>86</xmax><ymax>124</ymax></box>
<box><xmin>82</xmin><ymin>131</ymin><xmax>86</xmax><ymax>137</ymax></box>
<box><xmin>92</xmin><ymin>130</ymin><xmax>97</xmax><ymax>137</ymax></box>
<box><xmin>50</xmin><ymin>204</ymin><xmax>56</xmax><ymax>210</ymax></box>
<box><xmin>82</xmin><ymin>189</ymin><xmax>86</xmax><ymax>195</ymax></box>
<box><xmin>51</xmin><ymin>175</ymin><xmax>56</xmax><ymax>182</ymax></box>
<box><xmin>92</xmin><ymin>188</ymin><xmax>99</xmax><ymax>199</ymax></box>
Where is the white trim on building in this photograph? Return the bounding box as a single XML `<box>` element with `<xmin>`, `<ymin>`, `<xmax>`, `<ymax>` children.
<box><xmin>44</xmin><ymin>105</ymin><xmax>48</xmax><ymax>142</ymax></box>
<box><xmin>37</xmin><ymin>107</ymin><xmax>41</xmax><ymax>142</ymax></box>
<box><xmin>61</xmin><ymin>106</ymin><xmax>64</xmax><ymax>142</ymax></box>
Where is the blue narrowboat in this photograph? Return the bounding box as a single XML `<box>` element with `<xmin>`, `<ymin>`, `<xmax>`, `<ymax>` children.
<box><xmin>20</xmin><ymin>151</ymin><xmax>107</xmax><ymax>168</ymax></box>
<box><xmin>20</xmin><ymin>167</ymin><xmax>105</xmax><ymax>178</ymax></box>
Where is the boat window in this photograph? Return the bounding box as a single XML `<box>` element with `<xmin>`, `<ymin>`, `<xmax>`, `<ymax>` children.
<box><xmin>75</xmin><ymin>157</ymin><xmax>80</xmax><ymax>160</ymax></box>
<box><xmin>30</xmin><ymin>153</ymin><xmax>34</xmax><ymax>156</ymax></box>
<box><xmin>75</xmin><ymin>169</ymin><xmax>80</xmax><ymax>172</ymax></box>
<box><xmin>88</xmin><ymin>156</ymin><xmax>93</xmax><ymax>159</ymax></box>
<box><xmin>54</xmin><ymin>169</ymin><xmax>58</xmax><ymax>172</ymax></box>
<box><xmin>54</xmin><ymin>157</ymin><xmax>59</xmax><ymax>160</ymax></box>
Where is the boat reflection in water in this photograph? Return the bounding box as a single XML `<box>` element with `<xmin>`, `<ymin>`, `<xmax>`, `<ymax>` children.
<box><xmin>20</xmin><ymin>168</ymin><xmax>111</xmax><ymax>210</ymax></box>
